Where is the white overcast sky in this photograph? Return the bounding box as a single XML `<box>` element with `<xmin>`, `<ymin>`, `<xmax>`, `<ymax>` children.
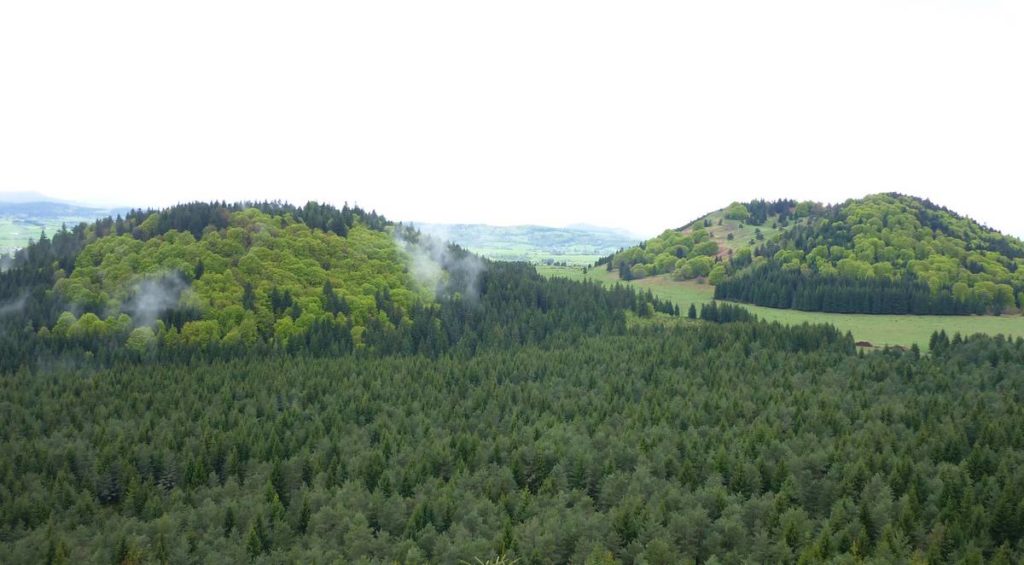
<box><xmin>1</xmin><ymin>1</ymin><xmax>1022</xmax><ymax>238</ymax></box>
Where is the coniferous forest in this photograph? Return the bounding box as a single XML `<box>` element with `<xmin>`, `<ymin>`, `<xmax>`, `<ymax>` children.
<box><xmin>2</xmin><ymin>202</ymin><xmax>1024</xmax><ymax>563</ymax></box>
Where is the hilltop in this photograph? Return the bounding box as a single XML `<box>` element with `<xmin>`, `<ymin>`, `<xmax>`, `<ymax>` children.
<box><xmin>601</xmin><ymin>194</ymin><xmax>1024</xmax><ymax>315</ymax></box>
<box><xmin>3</xmin><ymin>199</ymin><xmax>1024</xmax><ymax>564</ymax></box>
<box><xmin>0</xmin><ymin>200</ymin><xmax>673</xmax><ymax>370</ymax></box>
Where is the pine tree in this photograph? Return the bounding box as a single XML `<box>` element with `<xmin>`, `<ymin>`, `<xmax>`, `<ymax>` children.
<box><xmin>223</xmin><ymin>506</ymin><xmax>236</xmax><ymax>538</ymax></box>
<box><xmin>113</xmin><ymin>536</ymin><xmax>129</xmax><ymax>565</ymax></box>
<box><xmin>242</xmin><ymin>283</ymin><xmax>256</xmax><ymax>311</ymax></box>
<box><xmin>246</xmin><ymin>517</ymin><xmax>268</xmax><ymax>559</ymax></box>
<box><xmin>153</xmin><ymin>532</ymin><xmax>169</xmax><ymax>564</ymax></box>
<box><xmin>297</xmin><ymin>496</ymin><xmax>311</xmax><ymax>535</ymax></box>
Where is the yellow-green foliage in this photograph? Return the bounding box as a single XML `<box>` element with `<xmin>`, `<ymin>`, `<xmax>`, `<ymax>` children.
<box><xmin>811</xmin><ymin>195</ymin><xmax>1024</xmax><ymax>298</ymax></box>
<box><xmin>723</xmin><ymin>202</ymin><xmax>750</xmax><ymax>221</ymax></box>
<box><xmin>52</xmin><ymin>208</ymin><xmax>416</xmax><ymax>346</ymax></box>
<box><xmin>611</xmin><ymin>194</ymin><xmax>1024</xmax><ymax>311</ymax></box>
<box><xmin>607</xmin><ymin>204</ymin><xmax>797</xmax><ymax>283</ymax></box>
<box><xmin>611</xmin><ymin>227</ymin><xmax>726</xmax><ymax>281</ymax></box>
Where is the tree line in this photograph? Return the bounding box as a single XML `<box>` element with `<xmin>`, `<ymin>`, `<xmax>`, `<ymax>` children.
<box><xmin>712</xmin><ymin>262</ymin><xmax>1013</xmax><ymax>315</ymax></box>
<box><xmin>2</xmin><ymin>322</ymin><xmax>1023</xmax><ymax>563</ymax></box>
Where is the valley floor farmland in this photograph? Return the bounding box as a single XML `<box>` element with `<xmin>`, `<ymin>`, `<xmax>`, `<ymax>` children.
<box><xmin>538</xmin><ymin>265</ymin><xmax>1024</xmax><ymax>348</ymax></box>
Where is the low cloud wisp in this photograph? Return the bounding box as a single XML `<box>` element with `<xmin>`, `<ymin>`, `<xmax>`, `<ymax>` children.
<box><xmin>397</xmin><ymin>226</ymin><xmax>486</xmax><ymax>303</ymax></box>
<box><xmin>125</xmin><ymin>273</ymin><xmax>190</xmax><ymax>327</ymax></box>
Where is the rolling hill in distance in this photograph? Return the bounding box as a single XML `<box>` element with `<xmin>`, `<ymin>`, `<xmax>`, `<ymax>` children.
<box><xmin>541</xmin><ymin>194</ymin><xmax>1024</xmax><ymax>349</ymax></box>
<box><xmin>5</xmin><ymin>192</ymin><xmax>1022</xmax><ymax>352</ymax></box>
<box><xmin>7</xmin><ymin>1</ymin><xmax>1024</xmax><ymax>561</ymax></box>
<box><xmin>0</xmin><ymin>200</ymin><xmax>673</xmax><ymax>371</ymax></box>
<box><xmin>2</xmin><ymin>196</ymin><xmax>1024</xmax><ymax>563</ymax></box>
<box><xmin>413</xmin><ymin>222</ymin><xmax>640</xmax><ymax>266</ymax></box>
<box><xmin>600</xmin><ymin>193</ymin><xmax>1024</xmax><ymax>316</ymax></box>
<box><xmin>0</xmin><ymin>194</ymin><xmax>639</xmax><ymax>267</ymax></box>
<box><xmin>0</xmin><ymin>193</ymin><xmax>128</xmax><ymax>255</ymax></box>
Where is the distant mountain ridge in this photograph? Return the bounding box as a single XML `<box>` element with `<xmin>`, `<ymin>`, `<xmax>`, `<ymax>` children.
<box><xmin>414</xmin><ymin>222</ymin><xmax>639</xmax><ymax>265</ymax></box>
<box><xmin>601</xmin><ymin>193</ymin><xmax>1024</xmax><ymax>315</ymax></box>
<box><xmin>0</xmin><ymin>195</ymin><xmax>129</xmax><ymax>254</ymax></box>
<box><xmin>0</xmin><ymin>191</ymin><xmax>69</xmax><ymax>204</ymax></box>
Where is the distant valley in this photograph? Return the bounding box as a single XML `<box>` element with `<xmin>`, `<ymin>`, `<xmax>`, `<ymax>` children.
<box><xmin>413</xmin><ymin>222</ymin><xmax>640</xmax><ymax>265</ymax></box>
<box><xmin>0</xmin><ymin>193</ymin><xmax>128</xmax><ymax>254</ymax></box>
<box><xmin>2</xmin><ymin>196</ymin><xmax>1024</xmax><ymax>563</ymax></box>
<box><xmin>0</xmin><ymin>195</ymin><xmax>641</xmax><ymax>267</ymax></box>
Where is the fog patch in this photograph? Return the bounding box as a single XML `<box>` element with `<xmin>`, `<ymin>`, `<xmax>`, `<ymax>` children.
<box><xmin>0</xmin><ymin>294</ymin><xmax>28</xmax><ymax>338</ymax></box>
<box><xmin>125</xmin><ymin>272</ymin><xmax>190</xmax><ymax>327</ymax></box>
<box><xmin>396</xmin><ymin>225</ymin><xmax>486</xmax><ymax>302</ymax></box>
<box><xmin>0</xmin><ymin>293</ymin><xmax>27</xmax><ymax>318</ymax></box>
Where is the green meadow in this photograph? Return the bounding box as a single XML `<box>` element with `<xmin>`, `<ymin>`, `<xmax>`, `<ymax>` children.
<box><xmin>415</xmin><ymin>223</ymin><xmax>638</xmax><ymax>266</ymax></box>
<box><xmin>538</xmin><ymin>264</ymin><xmax>1024</xmax><ymax>349</ymax></box>
<box><xmin>0</xmin><ymin>219</ymin><xmax>56</xmax><ymax>254</ymax></box>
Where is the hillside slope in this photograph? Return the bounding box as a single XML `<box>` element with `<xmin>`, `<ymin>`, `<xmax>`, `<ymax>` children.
<box><xmin>598</xmin><ymin>199</ymin><xmax>803</xmax><ymax>282</ymax></box>
<box><xmin>602</xmin><ymin>194</ymin><xmax>1024</xmax><ymax>315</ymax></box>
<box><xmin>0</xmin><ymin>201</ymin><xmax>673</xmax><ymax>370</ymax></box>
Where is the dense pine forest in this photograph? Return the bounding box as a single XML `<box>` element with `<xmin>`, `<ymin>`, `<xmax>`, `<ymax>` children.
<box><xmin>2</xmin><ymin>324</ymin><xmax>1024</xmax><ymax>563</ymax></box>
<box><xmin>2</xmin><ymin>201</ymin><xmax>1024</xmax><ymax>563</ymax></box>
<box><xmin>601</xmin><ymin>194</ymin><xmax>1024</xmax><ymax>315</ymax></box>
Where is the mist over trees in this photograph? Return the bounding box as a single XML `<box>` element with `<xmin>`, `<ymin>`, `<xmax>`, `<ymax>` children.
<box><xmin>0</xmin><ymin>202</ymin><xmax>673</xmax><ymax>372</ymax></box>
<box><xmin>2</xmin><ymin>199</ymin><xmax>1023</xmax><ymax>563</ymax></box>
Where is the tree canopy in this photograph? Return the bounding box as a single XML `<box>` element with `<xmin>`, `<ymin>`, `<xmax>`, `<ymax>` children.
<box><xmin>600</xmin><ymin>194</ymin><xmax>1024</xmax><ymax>315</ymax></box>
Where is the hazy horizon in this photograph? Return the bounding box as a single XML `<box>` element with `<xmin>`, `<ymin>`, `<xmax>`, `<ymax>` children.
<box><xmin>2</xmin><ymin>1</ymin><xmax>1022</xmax><ymax>239</ymax></box>
<box><xmin>2</xmin><ymin>188</ymin><xmax>1022</xmax><ymax>241</ymax></box>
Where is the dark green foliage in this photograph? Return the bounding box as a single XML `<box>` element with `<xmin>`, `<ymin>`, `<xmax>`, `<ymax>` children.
<box><xmin>321</xmin><ymin>280</ymin><xmax>349</xmax><ymax>316</ymax></box>
<box><xmin>744</xmin><ymin>198</ymin><xmax>800</xmax><ymax>226</ymax></box>
<box><xmin>224</xmin><ymin>507</ymin><xmax>236</xmax><ymax>537</ymax></box>
<box><xmin>2</xmin><ymin>198</ymin><xmax>1022</xmax><ymax>564</ymax></box>
<box><xmin>2</xmin><ymin>324</ymin><xmax>1023</xmax><ymax>562</ymax></box>
<box><xmin>119</xmin><ymin>200</ymin><xmax>383</xmax><ymax>241</ymax></box>
<box><xmin>714</xmin><ymin>262</ymin><xmax>982</xmax><ymax>315</ymax></box>
<box><xmin>698</xmin><ymin>301</ymin><xmax>757</xmax><ymax>323</ymax></box>
<box><xmin>246</xmin><ymin>516</ymin><xmax>269</xmax><ymax>558</ymax></box>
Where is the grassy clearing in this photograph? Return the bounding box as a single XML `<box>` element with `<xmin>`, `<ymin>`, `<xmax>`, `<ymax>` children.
<box><xmin>0</xmin><ymin>219</ymin><xmax>60</xmax><ymax>254</ymax></box>
<box><xmin>538</xmin><ymin>264</ymin><xmax>1024</xmax><ymax>348</ymax></box>
<box><xmin>416</xmin><ymin>223</ymin><xmax>637</xmax><ymax>266</ymax></box>
<box><xmin>677</xmin><ymin>208</ymin><xmax>799</xmax><ymax>256</ymax></box>
<box><xmin>474</xmin><ymin>247</ymin><xmax>604</xmax><ymax>265</ymax></box>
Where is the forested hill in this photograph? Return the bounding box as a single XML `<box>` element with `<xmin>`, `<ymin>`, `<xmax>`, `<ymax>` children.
<box><xmin>601</xmin><ymin>194</ymin><xmax>1024</xmax><ymax>315</ymax></box>
<box><xmin>5</xmin><ymin>200</ymin><xmax>1024</xmax><ymax>563</ymax></box>
<box><xmin>0</xmin><ymin>201</ymin><xmax>674</xmax><ymax>371</ymax></box>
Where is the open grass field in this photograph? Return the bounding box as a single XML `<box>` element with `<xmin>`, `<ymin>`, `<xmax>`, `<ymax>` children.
<box><xmin>538</xmin><ymin>264</ymin><xmax>1024</xmax><ymax>349</ymax></box>
<box><xmin>473</xmin><ymin>247</ymin><xmax>606</xmax><ymax>266</ymax></box>
<box><xmin>416</xmin><ymin>223</ymin><xmax>638</xmax><ymax>266</ymax></box>
<box><xmin>0</xmin><ymin>219</ymin><xmax>64</xmax><ymax>254</ymax></box>
<box><xmin>1</xmin><ymin>201</ymin><xmax>127</xmax><ymax>255</ymax></box>
<box><xmin>682</xmin><ymin>208</ymin><xmax>797</xmax><ymax>255</ymax></box>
